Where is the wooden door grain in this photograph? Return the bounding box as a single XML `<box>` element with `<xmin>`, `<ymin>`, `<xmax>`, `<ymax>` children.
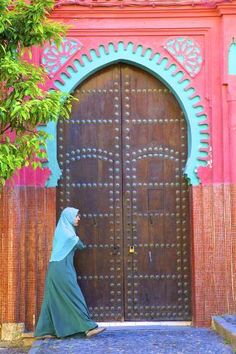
<box><xmin>57</xmin><ymin>63</ymin><xmax>191</xmax><ymax>321</ymax></box>
<box><xmin>121</xmin><ymin>65</ymin><xmax>191</xmax><ymax>321</ymax></box>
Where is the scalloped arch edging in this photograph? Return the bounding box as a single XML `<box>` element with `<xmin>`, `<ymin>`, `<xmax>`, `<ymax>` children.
<box><xmin>43</xmin><ymin>41</ymin><xmax>209</xmax><ymax>187</ymax></box>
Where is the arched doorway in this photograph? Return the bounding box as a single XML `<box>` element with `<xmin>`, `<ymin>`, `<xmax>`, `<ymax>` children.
<box><xmin>57</xmin><ymin>63</ymin><xmax>191</xmax><ymax>322</ymax></box>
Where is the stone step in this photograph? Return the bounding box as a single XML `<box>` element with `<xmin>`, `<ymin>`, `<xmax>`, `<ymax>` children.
<box><xmin>21</xmin><ymin>332</ymin><xmax>36</xmax><ymax>347</ymax></box>
<box><xmin>212</xmin><ymin>315</ymin><xmax>236</xmax><ymax>351</ymax></box>
<box><xmin>21</xmin><ymin>332</ymin><xmax>34</xmax><ymax>338</ymax></box>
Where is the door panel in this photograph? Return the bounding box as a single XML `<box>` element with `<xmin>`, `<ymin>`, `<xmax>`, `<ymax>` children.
<box><xmin>57</xmin><ymin>63</ymin><xmax>191</xmax><ymax>322</ymax></box>
<box><xmin>121</xmin><ymin>65</ymin><xmax>190</xmax><ymax>320</ymax></box>
<box><xmin>57</xmin><ymin>65</ymin><xmax>124</xmax><ymax>321</ymax></box>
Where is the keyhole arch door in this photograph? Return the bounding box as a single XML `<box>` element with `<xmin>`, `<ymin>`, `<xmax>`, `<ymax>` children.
<box><xmin>57</xmin><ymin>63</ymin><xmax>192</xmax><ymax>322</ymax></box>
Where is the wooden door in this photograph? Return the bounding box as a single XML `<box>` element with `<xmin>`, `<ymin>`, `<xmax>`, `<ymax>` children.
<box><xmin>57</xmin><ymin>64</ymin><xmax>191</xmax><ymax>322</ymax></box>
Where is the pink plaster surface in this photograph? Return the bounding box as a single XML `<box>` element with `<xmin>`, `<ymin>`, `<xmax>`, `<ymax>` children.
<box><xmin>55</xmin><ymin>0</ymin><xmax>230</xmax><ymax>7</ymax></box>
<box><xmin>6</xmin><ymin>167</ymin><xmax>51</xmax><ymax>187</ymax></box>
<box><xmin>17</xmin><ymin>1</ymin><xmax>236</xmax><ymax>186</ymax></box>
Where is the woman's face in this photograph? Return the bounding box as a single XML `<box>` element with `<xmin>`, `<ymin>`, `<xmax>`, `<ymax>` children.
<box><xmin>74</xmin><ymin>213</ymin><xmax>81</xmax><ymax>227</ymax></box>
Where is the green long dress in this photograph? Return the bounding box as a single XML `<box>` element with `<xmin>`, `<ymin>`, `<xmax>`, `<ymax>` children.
<box><xmin>34</xmin><ymin>241</ymin><xmax>97</xmax><ymax>338</ymax></box>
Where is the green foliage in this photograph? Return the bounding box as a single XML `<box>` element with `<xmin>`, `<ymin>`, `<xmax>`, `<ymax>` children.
<box><xmin>0</xmin><ymin>0</ymin><xmax>73</xmax><ymax>186</ymax></box>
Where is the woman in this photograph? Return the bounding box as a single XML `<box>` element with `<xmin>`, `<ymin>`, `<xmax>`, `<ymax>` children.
<box><xmin>34</xmin><ymin>207</ymin><xmax>106</xmax><ymax>338</ymax></box>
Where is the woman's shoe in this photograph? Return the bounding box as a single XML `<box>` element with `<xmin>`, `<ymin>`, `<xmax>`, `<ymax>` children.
<box><xmin>86</xmin><ymin>327</ymin><xmax>106</xmax><ymax>338</ymax></box>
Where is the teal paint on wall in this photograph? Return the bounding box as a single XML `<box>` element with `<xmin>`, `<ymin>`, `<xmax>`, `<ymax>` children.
<box><xmin>38</xmin><ymin>121</ymin><xmax>62</xmax><ymax>187</ymax></box>
<box><xmin>44</xmin><ymin>42</ymin><xmax>208</xmax><ymax>186</ymax></box>
<box><xmin>229</xmin><ymin>43</ymin><xmax>236</xmax><ymax>75</ymax></box>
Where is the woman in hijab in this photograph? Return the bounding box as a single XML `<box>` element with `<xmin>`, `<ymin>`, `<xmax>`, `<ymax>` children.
<box><xmin>34</xmin><ymin>207</ymin><xmax>106</xmax><ymax>338</ymax></box>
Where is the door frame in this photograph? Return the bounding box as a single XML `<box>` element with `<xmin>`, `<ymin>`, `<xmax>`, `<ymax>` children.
<box><xmin>58</xmin><ymin>62</ymin><xmax>194</xmax><ymax>321</ymax></box>
<box><xmin>39</xmin><ymin>40</ymin><xmax>209</xmax><ymax>323</ymax></box>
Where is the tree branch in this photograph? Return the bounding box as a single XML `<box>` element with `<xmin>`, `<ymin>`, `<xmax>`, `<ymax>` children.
<box><xmin>0</xmin><ymin>124</ymin><xmax>11</xmax><ymax>136</ymax></box>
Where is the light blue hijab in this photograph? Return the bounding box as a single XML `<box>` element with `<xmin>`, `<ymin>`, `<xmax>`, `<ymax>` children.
<box><xmin>50</xmin><ymin>207</ymin><xmax>83</xmax><ymax>262</ymax></box>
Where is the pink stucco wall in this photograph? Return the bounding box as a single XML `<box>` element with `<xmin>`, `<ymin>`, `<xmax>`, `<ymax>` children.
<box><xmin>10</xmin><ymin>0</ymin><xmax>236</xmax><ymax>186</ymax></box>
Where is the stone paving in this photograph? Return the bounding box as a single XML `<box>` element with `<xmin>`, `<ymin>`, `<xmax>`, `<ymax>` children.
<box><xmin>26</xmin><ymin>326</ymin><xmax>235</xmax><ymax>354</ymax></box>
<box><xmin>0</xmin><ymin>348</ymin><xmax>28</xmax><ymax>354</ymax></box>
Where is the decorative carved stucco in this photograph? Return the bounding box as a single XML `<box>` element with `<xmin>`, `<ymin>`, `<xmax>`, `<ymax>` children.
<box><xmin>41</xmin><ymin>38</ymin><xmax>83</xmax><ymax>78</ymax></box>
<box><xmin>164</xmin><ymin>37</ymin><xmax>203</xmax><ymax>78</ymax></box>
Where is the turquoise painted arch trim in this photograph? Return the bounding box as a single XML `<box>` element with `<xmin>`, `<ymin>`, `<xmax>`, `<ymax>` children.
<box><xmin>44</xmin><ymin>41</ymin><xmax>209</xmax><ymax>187</ymax></box>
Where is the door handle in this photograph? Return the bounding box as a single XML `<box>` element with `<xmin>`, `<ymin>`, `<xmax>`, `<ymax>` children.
<box><xmin>129</xmin><ymin>246</ymin><xmax>135</xmax><ymax>254</ymax></box>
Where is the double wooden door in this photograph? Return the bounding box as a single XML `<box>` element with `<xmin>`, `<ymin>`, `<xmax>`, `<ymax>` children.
<box><xmin>57</xmin><ymin>64</ymin><xmax>191</xmax><ymax>321</ymax></box>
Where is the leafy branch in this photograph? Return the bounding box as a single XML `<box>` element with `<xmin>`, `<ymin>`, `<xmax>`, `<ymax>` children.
<box><xmin>0</xmin><ymin>0</ymin><xmax>73</xmax><ymax>186</ymax></box>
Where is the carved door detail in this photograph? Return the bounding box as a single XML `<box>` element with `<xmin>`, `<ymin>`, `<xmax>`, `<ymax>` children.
<box><xmin>57</xmin><ymin>64</ymin><xmax>191</xmax><ymax>321</ymax></box>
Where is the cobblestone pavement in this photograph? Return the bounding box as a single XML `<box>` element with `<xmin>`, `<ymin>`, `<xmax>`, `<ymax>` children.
<box><xmin>26</xmin><ymin>326</ymin><xmax>234</xmax><ymax>354</ymax></box>
<box><xmin>0</xmin><ymin>348</ymin><xmax>28</xmax><ymax>354</ymax></box>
